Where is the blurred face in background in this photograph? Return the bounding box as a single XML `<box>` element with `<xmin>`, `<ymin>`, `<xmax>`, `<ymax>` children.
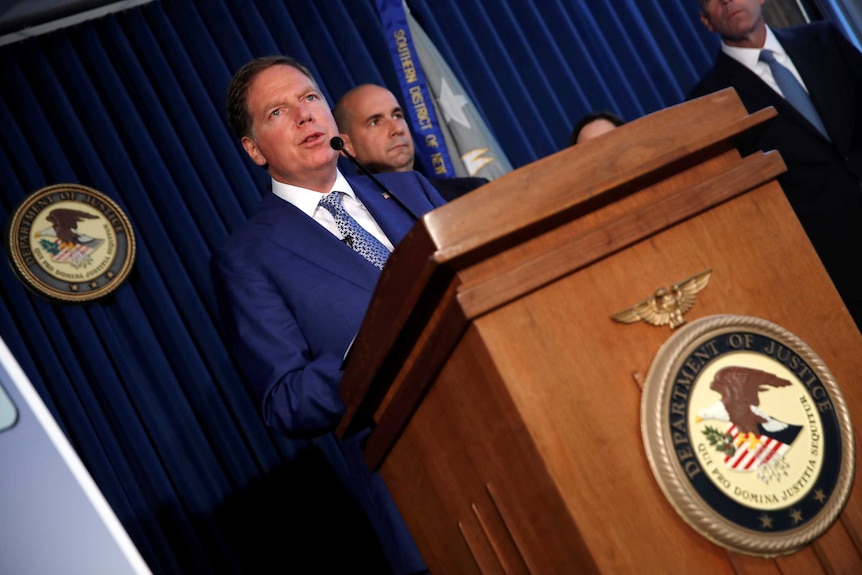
<box><xmin>575</xmin><ymin>118</ymin><xmax>618</xmax><ymax>144</ymax></box>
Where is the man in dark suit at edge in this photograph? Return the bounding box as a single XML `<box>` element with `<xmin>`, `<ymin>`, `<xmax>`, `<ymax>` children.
<box><xmin>687</xmin><ymin>0</ymin><xmax>862</xmax><ymax>330</ymax></box>
<box><xmin>334</xmin><ymin>84</ymin><xmax>488</xmax><ymax>201</ymax></box>
<box><xmin>212</xmin><ymin>55</ymin><xmax>444</xmax><ymax>574</ymax></box>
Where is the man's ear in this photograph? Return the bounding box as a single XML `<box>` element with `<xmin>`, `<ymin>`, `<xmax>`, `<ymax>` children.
<box><xmin>241</xmin><ymin>136</ymin><xmax>267</xmax><ymax>167</ymax></box>
<box><xmin>699</xmin><ymin>11</ymin><xmax>714</xmax><ymax>33</ymax></box>
<box><xmin>339</xmin><ymin>133</ymin><xmax>356</xmax><ymax>157</ymax></box>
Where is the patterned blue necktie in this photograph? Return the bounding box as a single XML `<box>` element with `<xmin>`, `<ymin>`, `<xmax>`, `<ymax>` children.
<box><xmin>759</xmin><ymin>49</ymin><xmax>829</xmax><ymax>140</ymax></box>
<box><xmin>318</xmin><ymin>191</ymin><xmax>390</xmax><ymax>269</ymax></box>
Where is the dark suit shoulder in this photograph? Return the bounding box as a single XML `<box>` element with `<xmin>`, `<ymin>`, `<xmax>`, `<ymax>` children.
<box><xmin>352</xmin><ymin>170</ymin><xmax>432</xmax><ymax>197</ymax></box>
<box><xmin>428</xmin><ymin>176</ymin><xmax>488</xmax><ymax>201</ymax></box>
<box><xmin>367</xmin><ymin>170</ymin><xmax>423</xmax><ymax>187</ymax></box>
<box><xmin>774</xmin><ymin>20</ymin><xmax>834</xmax><ymax>43</ymax></box>
<box><xmin>686</xmin><ymin>52</ymin><xmax>740</xmax><ymax>101</ymax></box>
<box><xmin>778</xmin><ymin>21</ymin><xmax>862</xmax><ymax>75</ymax></box>
<box><xmin>213</xmin><ymin>194</ymin><xmax>301</xmax><ymax>261</ymax></box>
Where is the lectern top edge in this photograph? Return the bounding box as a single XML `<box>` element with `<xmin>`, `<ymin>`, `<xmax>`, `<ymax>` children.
<box><xmin>416</xmin><ymin>88</ymin><xmax>775</xmax><ymax>267</ymax></box>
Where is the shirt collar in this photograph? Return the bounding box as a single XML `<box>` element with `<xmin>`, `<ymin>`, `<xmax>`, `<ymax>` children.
<box><xmin>270</xmin><ymin>169</ymin><xmax>356</xmax><ymax>217</ymax></box>
<box><xmin>721</xmin><ymin>26</ymin><xmax>785</xmax><ymax>68</ymax></box>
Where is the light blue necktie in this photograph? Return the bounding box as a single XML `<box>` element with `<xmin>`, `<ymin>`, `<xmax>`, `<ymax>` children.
<box><xmin>318</xmin><ymin>191</ymin><xmax>390</xmax><ymax>270</ymax></box>
<box><xmin>759</xmin><ymin>49</ymin><xmax>829</xmax><ymax>140</ymax></box>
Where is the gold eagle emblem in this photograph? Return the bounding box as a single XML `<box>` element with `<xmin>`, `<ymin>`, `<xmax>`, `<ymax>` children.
<box><xmin>611</xmin><ymin>269</ymin><xmax>712</xmax><ymax>329</ymax></box>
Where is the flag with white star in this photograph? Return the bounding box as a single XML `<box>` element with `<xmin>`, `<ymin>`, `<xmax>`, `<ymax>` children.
<box><xmin>404</xmin><ymin>4</ymin><xmax>512</xmax><ymax>180</ymax></box>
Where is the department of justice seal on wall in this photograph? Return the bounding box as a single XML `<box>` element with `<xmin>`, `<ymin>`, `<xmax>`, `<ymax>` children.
<box><xmin>5</xmin><ymin>184</ymin><xmax>136</xmax><ymax>303</ymax></box>
<box><xmin>641</xmin><ymin>315</ymin><xmax>854</xmax><ymax>557</ymax></box>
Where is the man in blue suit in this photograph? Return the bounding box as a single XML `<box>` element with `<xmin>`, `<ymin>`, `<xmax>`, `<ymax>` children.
<box><xmin>688</xmin><ymin>0</ymin><xmax>862</xmax><ymax>331</ymax></box>
<box><xmin>213</xmin><ymin>55</ymin><xmax>445</xmax><ymax>574</ymax></box>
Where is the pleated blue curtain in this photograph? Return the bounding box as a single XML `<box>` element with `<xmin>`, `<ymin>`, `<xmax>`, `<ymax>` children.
<box><xmin>407</xmin><ymin>0</ymin><xmax>718</xmax><ymax>164</ymax></box>
<box><xmin>0</xmin><ymin>0</ymin><xmax>836</xmax><ymax>572</ymax></box>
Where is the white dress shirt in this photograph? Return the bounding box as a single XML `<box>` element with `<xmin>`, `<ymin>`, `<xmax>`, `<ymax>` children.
<box><xmin>721</xmin><ymin>27</ymin><xmax>812</xmax><ymax>98</ymax></box>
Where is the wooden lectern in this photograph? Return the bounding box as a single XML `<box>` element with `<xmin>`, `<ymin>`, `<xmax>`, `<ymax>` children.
<box><xmin>337</xmin><ymin>89</ymin><xmax>862</xmax><ymax>573</ymax></box>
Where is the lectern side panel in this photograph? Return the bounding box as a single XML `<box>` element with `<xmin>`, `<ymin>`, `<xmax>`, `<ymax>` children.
<box><xmin>472</xmin><ymin>182</ymin><xmax>862</xmax><ymax>571</ymax></box>
<box><xmin>804</xmin><ymin>518</ymin><xmax>862</xmax><ymax>574</ymax></box>
<box><xmin>382</xmin><ymin>324</ymin><xmax>600</xmax><ymax>575</ymax></box>
<box><xmin>471</xmin><ymin>294</ymin><xmax>732</xmax><ymax>572</ymax></box>
<box><xmin>731</xmin><ymin>546</ymin><xmax>814</xmax><ymax>574</ymax></box>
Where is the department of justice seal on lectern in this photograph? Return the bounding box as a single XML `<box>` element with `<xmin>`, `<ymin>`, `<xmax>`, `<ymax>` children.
<box><xmin>641</xmin><ymin>315</ymin><xmax>854</xmax><ymax>557</ymax></box>
<box><xmin>5</xmin><ymin>184</ymin><xmax>136</xmax><ymax>303</ymax></box>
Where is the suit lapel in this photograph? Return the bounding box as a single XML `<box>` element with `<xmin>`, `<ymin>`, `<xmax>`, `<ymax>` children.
<box><xmin>348</xmin><ymin>174</ymin><xmax>417</xmax><ymax>246</ymax></box>
<box><xmin>255</xmin><ymin>193</ymin><xmax>381</xmax><ymax>291</ymax></box>
<box><xmin>715</xmin><ymin>52</ymin><xmax>827</xmax><ymax>141</ymax></box>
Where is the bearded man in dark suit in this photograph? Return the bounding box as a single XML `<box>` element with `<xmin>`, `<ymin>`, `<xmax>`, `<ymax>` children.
<box><xmin>688</xmin><ymin>0</ymin><xmax>862</xmax><ymax>330</ymax></box>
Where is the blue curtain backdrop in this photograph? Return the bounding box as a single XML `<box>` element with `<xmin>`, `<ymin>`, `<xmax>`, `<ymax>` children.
<box><xmin>0</xmin><ymin>1</ymin><xmax>852</xmax><ymax>572</ymax></box>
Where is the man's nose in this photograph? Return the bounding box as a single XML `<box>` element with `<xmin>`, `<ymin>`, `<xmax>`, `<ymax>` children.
<box><xmin>389</xmin><ymin>119</ymin><xmax>405</xmax><ymax>135</ymax></box>
<box><xmin>297</xmin><ymin>103</ymin><xmax>314</xmax><ymax>125</ymax></box>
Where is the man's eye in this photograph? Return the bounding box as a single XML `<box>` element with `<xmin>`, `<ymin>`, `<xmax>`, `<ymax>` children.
<box><xmin>305</xmin><ymin>94</ymin><xmax>317</xmax><ymax>102</ymax></box>
<box><xmin>369</xmin><ymin>119</ymin><xmax>379</xmax><ymax>126</ymax></box>
<box><xmin>271</xmin><ymin>109</ymin><xmax>281</xmax><ymax>117</ymax></box>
